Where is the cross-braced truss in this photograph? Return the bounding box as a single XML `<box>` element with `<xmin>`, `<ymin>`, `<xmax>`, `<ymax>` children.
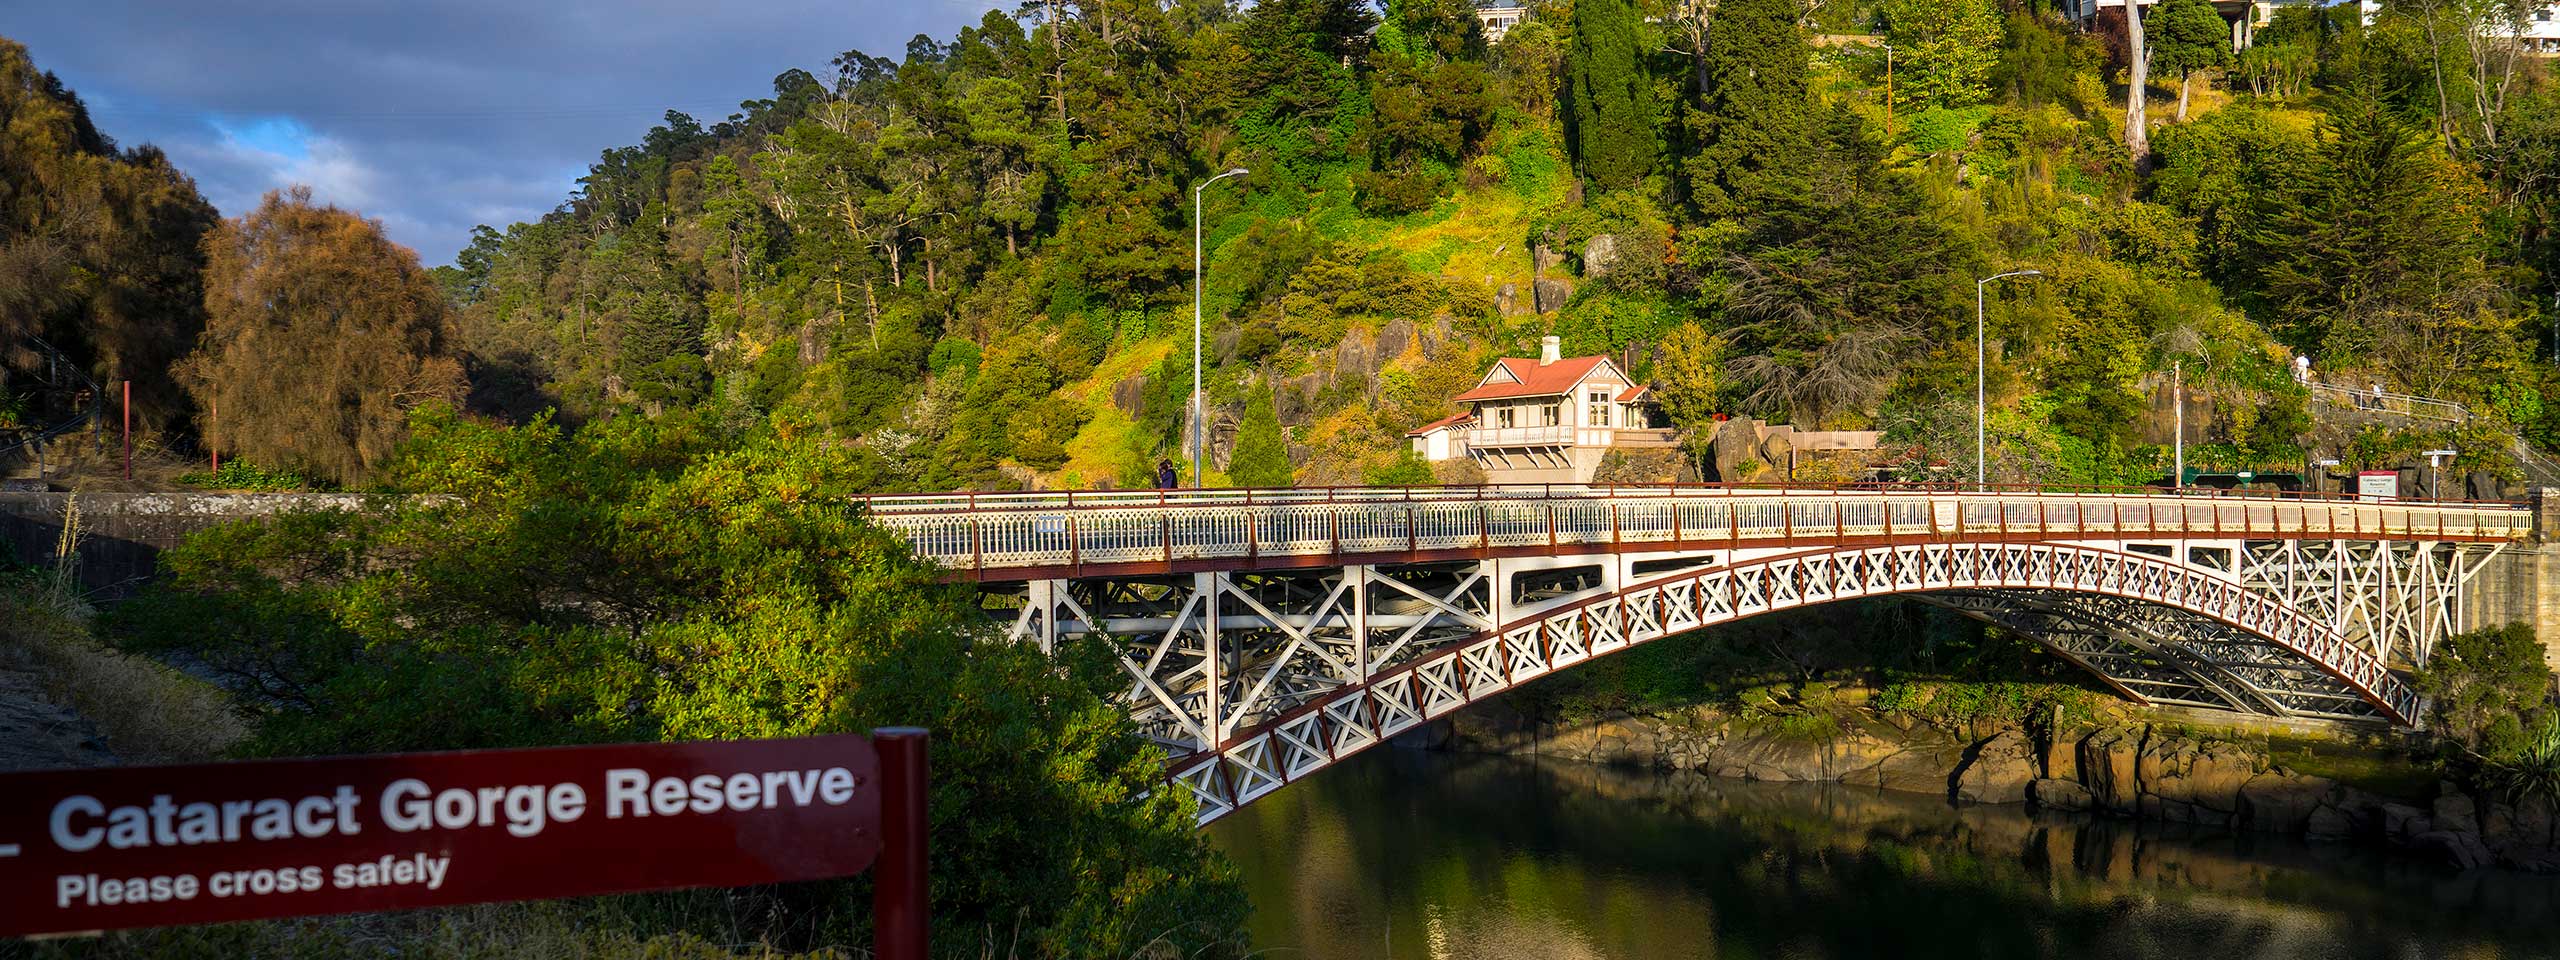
<box><xmin>978</xmin><ymin>537</ymin><xmax>2503</xmax><ymax>823</ymax></box>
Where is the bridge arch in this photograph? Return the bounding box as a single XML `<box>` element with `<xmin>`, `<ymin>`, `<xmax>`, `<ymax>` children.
<box><xmin>1166</xmin><ymin>540</ymin><xmax>2413</xmax><ymax>823</ymax></box>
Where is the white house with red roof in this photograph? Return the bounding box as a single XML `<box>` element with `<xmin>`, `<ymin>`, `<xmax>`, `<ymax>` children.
<box><xmin>1406</xmin><ymin>336</ymin><xmax>1673</xmax><ymax>483</ymax></box>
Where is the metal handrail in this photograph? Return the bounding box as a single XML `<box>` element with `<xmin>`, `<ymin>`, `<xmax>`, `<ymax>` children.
<box><xmin>857</xmin><ymin>485</ymin><xmax>2532</xmax><ymax>574</ymax></box>
<box><xmin>2305</xmin><ymin>381</ymin><xmax>2470</xmax><ymax>423</ymax></box>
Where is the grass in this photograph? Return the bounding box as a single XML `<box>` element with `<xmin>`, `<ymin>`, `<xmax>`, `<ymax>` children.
<box><xmin>2260</xmin><ymin>731</ymin><xmax>2439</xmax><ymax>802</ymax></box>
<box><xmin>0</xmin><ymin>497</ymin><xmax>244</xmax><ymax>764</ymax></box>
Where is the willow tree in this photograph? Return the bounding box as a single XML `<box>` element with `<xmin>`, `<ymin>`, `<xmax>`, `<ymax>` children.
<box><xmin>181</xmin><ymin>188</ymin><xmax>466</xmax><ymax>483</ymax></box>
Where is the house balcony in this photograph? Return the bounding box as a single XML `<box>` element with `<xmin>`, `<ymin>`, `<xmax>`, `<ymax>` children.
<box><xmin>1463</xmin><ymin>425</ymin><xmax>1681</xmax><ymax>449</ymax></box>
<box><xmin>1465</xmin><ymin>425</ymin><xmax>1576</xmax><ymax>447</ymax></box>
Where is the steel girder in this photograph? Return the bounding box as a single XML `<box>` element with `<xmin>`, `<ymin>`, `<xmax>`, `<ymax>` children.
<box><xmin>978</xmin><ymin>538</ymin><xmax>2497</xmax><ymax>823</ymax></box>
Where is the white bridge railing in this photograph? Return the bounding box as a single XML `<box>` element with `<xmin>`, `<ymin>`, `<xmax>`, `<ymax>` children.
<box><xmin>858</xmin><ymin>485</ymin><xmax>2531</xmax><ymax>576</ymax></box>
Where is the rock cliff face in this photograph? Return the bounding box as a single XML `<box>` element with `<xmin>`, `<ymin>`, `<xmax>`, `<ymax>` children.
<box><xmin>1437</xmin><ymin>699</ymin><xmax>2560</xmax><ymax>873</ymax></box>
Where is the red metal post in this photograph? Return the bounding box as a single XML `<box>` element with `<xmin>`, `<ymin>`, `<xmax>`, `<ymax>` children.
<box><xmin>872</xmin><ymin>727</ymin><xmax>930</xmax><ymax>960</ymax></box>
<box><xmin>210</xmin><ymin>394</ymin><xmax>219</xmax><ymax>474</ymax></box>
<box><xmin>121</xmin><ymin>380</ymin><xmax>132</xmax><ymax>481</ymax></box>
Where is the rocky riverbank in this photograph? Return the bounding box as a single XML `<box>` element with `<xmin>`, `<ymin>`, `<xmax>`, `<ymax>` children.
<box><xmin>1430</xmin><ymin>685</ymin><xmax>2560</xmax><ymax>874</ymax></box>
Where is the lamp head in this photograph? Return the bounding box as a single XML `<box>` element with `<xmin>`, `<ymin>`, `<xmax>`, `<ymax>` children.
<box><xmin>2018</xmin><ymin>269</ymin><xmax>2042</xmax><ymax>277</ymax></box>
<box><xmin>1227</xmin><ymin>167</ymin><xmax>1249</xmax><ymax>177</ymax></box>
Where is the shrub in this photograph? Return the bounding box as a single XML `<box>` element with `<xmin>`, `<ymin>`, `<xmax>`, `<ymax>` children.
<box><xmin>112</xmin><ymin>406</ymin><xmax>1249</xmax><ymax>957</ymax></box>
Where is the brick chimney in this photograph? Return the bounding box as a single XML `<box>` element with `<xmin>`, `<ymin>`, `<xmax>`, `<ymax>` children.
<box><xmin>1540</xmin><ymin>335</ymin><xmax>1560</xmax><ymax>366</ymax></box>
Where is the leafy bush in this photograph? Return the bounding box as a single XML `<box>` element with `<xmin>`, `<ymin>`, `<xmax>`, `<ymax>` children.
<box><xmin>2414</xmin><ymin>623</ymin><xmax>2554</xmax><ymax>757</ymax></box>
<box><xmin>114</xmin><ymin>406</ymin><xmax>1249</xmax><ymax>957</ymax></box>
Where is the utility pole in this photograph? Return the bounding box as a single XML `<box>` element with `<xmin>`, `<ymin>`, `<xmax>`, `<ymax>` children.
<box><xmin>1976</xmin><ymin>269</ymin><xmax>2041</xmax><ymax>489</ymax></box>
<box><xmin>1193</xmin><ymin>167</ymin><xmax>1248</xmax><ymax>488</ymax></box>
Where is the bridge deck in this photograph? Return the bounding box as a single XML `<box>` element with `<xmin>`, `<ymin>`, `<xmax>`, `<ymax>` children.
<box><xmin>861</xmin><ymin>484</ymin><xmax>2529</xmax><ymax>581</ymax></box>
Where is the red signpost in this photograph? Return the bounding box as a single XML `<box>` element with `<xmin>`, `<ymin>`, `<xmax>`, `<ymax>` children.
<box><xmin>0</xmin><ymin>731</ymin><xmax>927</xmax><ymax>957</ymax></box>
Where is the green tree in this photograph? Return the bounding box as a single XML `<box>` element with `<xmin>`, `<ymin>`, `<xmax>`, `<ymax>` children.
<box><xmin>1686</xmin><ymin>0</ymin><xmax>1815</xmax><ymax>214</ymax></box>
<box><xmin>1228</xmin><ymin>386</ymin><xmax>1295</xmax><ymax>486</ymax></box>
<box><xmin>2150</xmin><ymin>0</ymin><xmax>2235</xmax><ymax>121</ymax></box>
<box><xmin>179</xmin><ymin>188</ymin><xmax>467</xmax><ymax>485</ymax></box>
<box><xmin>1565</xmin><ymin>0</ymin><xmax>1657</xmax><ymax>191</ymax></box>
<box><xmin>1880</xmin><ymin>0</ymin><xmax>2005</xmax><ymax>110</ymax></box>
<box><xmin>2250</xmin><ymin>81</ymin><xmax>2520</xmax><ymax>395</ymax></box>
<box><xmin>2414</xmin><ymin>623</ymin><xmax>2553</xmax><ymax>757</ymax></box>
<box><xmin>1365</xmin><ymin>449</ymin><xmax>1438</xmax><ymax>485</ymax></box>
<box><xmin>115</xmin><ymin>408</ymin><xmax>1251</xmax><ymax>957</ymax></box>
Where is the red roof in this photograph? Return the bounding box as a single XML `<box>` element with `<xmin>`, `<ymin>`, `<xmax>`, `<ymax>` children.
<box><xmin>1405</xmin><ymin>411</ymin><xmax>1476</xmax><ymax>437</ymax></box>
<box><xmin>1451</xmin><ymin>356</ymin><xmax>1613</xmax><ymax>402</ymax></box>
<box><xmin>1617</xmin><ymin>384</ymin><xmax>1650</xmax><ymax>403</ymax></box>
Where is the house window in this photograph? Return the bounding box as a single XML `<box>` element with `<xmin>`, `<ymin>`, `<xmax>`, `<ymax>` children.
<box><xmin>1587</xmin><ymin>391</ymin><xmax>1612</xmax><ymax>427</ymax></box>
<box><xmin>1497</xmin><ymin>406</ymin><xmax>1517</xmax><ymax>429</ymax></box>
<box><xmin>1541</xmin><ymin>404</ymin><xmax>1561</xmax><ymax>427</ymax></box>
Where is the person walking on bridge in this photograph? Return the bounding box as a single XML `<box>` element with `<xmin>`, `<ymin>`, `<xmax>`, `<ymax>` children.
<box><xmin>1156</xmin><ymin>457</ymin><xmax>1180</xmax><ymax>490</ymax></box>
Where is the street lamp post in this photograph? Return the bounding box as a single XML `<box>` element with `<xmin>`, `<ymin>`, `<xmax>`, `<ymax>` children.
<box><xmin>1193</xmin><ymin>167</ymin><xmax>1248</xmax><ymax>488</ymax></box>
<box><xmin>2423</xmin><ymin>449</ymin><xmax>2458</xmax><ymax>500</ymax></box>
<box><xmin>1976</xmin><ymin>269</ymin><xmax>2041</xmax><ymax>489</ymax></box>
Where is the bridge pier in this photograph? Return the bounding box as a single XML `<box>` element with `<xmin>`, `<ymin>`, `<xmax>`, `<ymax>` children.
<box><xmin>2469</xmin><ymin>488</ymin><xmax>2560</xmax><ymax>672</ymax></box>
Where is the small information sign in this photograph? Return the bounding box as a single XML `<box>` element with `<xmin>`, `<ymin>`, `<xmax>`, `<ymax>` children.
<box><xmin>2357</xmin><ymin>471</ymin><xmax>2400</xmax><ymax>501</ymax></box>
<box><xmin>0</xmin><ymin>734</ymin><xmax>888</xmax><ymax>939</ymax></box>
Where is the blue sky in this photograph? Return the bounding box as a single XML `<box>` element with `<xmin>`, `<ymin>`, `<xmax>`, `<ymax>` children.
<box><xmin>8</xmin><ymin>1</ymin><xmax>995</xmax><ymax>264</ymax></box>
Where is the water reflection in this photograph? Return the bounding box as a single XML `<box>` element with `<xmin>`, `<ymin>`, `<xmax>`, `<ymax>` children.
<box><xmin>1206</xmin><ymin>749</ymin><xmax>2560</xmax><ymax>960</ymax></box>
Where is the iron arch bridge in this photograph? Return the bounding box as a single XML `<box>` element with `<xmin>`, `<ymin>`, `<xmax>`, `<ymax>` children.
<box><xmin>863</xmin><ymin>485</ymin><xmax>2529</xmax><ymax>823</ymax></box>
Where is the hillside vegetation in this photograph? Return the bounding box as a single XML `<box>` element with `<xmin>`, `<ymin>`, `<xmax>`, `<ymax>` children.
<box><xmin>414</xmin><ymin>0</ymin><xmax>2560</xmax><ymax>492</ymax></box>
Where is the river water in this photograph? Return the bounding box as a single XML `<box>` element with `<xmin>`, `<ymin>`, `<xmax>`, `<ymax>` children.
<box><xmin>1207</xmin><ymin>749</ymin><xmax>2560</xmax><ymax>960</ymax></box>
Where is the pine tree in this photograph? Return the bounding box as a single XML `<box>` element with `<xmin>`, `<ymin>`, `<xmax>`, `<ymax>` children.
<box><xmin>1227</xmin><ymin>387</ymin><xmax>1295</xmax><ymax>487</ymax></box>
<box><xmin>2150</xmin><ymin>0</ymin><xmax>2234</xmax><ymax>121</ymax></box>
<box><xmin>2252</xmin><ymin>81</ymin><xmax>2511</xmax><ymax>392</ymax></box>
<box><xmin>1566</xmin><ymin>0</ymin><xmax>1657</xmax><ymax>192</ymax></box>
<box><xmin>1687</xmin><ymin>0</ymin><xmax>1816</xmax><ymax>213</ymax></box>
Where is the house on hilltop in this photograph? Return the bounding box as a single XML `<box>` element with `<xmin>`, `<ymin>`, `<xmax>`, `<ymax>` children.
<box><xmin>1407</xmin><ymin>336</ymin><xmax>1673</xmax><ymax>483</ymax></box>
<box><xmin>1475</xmin><ymin>1</ymin><xmax>1531</xmax><ymax>42</ymax></box>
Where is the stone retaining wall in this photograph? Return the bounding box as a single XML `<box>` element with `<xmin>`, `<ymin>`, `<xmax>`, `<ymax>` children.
<box><xmin>0</xmin><ymin>493</ymin><xmax>371</xmax><ymax>593</ymax></box>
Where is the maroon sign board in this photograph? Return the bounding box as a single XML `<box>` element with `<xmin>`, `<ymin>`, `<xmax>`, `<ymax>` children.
<box><xmin>0</xmin><ymin>730</ymin><xmax>927</xmax><ymax>954</ymax></box>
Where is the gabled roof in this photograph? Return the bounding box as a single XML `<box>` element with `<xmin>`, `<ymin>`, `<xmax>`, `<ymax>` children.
<box><xmin>1617</xmin><ymin>384</ymin><xmax>1650</xmax><ymax>403</ymax></box>
<box><xmin>1452</xmin><ymin>356</ymin><xmax>1617</xmax><ymax>402</ymax></box>
<box><xmin>1405</xmin><ymin>411</ymin><xmax>1477</xmax><ymax>437</ymax></box>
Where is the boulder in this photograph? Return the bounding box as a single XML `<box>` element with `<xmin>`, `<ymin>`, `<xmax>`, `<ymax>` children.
<box><xmin>2146</xmin><ymin>739</ymin><xmax>2258</xmax><ymax>814</ymax></box>
<box><xmin>2305</xmin><ymin>803</ymin><xmax>2355</xmax><ymax>839</ymax></box>
<box><xmin>2237</xmin><ymin>772</ymin><xmax>2334</xmax><ymax>835</ymax></box>
<box><xmin>2039</xmin><ymin>723</ymin><xmax>2083</xmax><ymax>782</ymax></box>
<box><xmin>2409</xmin><ymin>830</ymin><xmax>2495</xmax><ymax>871</ymax></box>
<box><xmin>1710</xmin><ymin>419</ymin><xmax>1767</xmax><ymax>483</ymax></box>
<box><xmin>1955</xmin><ymin>729</ymin><xmax>2038</xmax><ymax>804</ymax></box>
<box><xmin>1704</xmin><ymin>727</ymin><xmax>1831</xmax><ymax>782</ymax></box>
<box><xmin>2498</xmin><ymin>846</ymin><xmax>2560</xmax><ymax>874</ymax></box>
<box><xmin>1496</xmin><ymin>283</ymin><xmax>1524</xmax><ymax>316</ymax></box>
<box><xmin>2078</xmin><ymin>728</ymin><xmax>2143</xmax><ymax>813</ymax></box>
<box><xmin>2030</xmin><ymin>778</ymin><xmax>2094</xmax><ymax>812</ymax></box>
<box><xmin>1533</xmin><ymin>277</ymin><xmax>1573</xmax><ymax>313</ymax></box>
<box><xmin>1111</xmin><ymin>373</ymin><xmax>1149</xmax><ymax>417</ymax></box>
<box><xmin>1333</xmin><ymin>329</ymin><xmax>1379</xmax><ymax>385</ymax></box>
<box><xmin>2381</xmin><ymin>802</ymin><xmax>2433</xmax><ymax>841</ymax></box>
<box><xmin>2432</xmin><ymin>792</ymin><xmax>2480</xmax><ymax>835</ymax></box>
<box><xmin>1378</xmin><ymin>319</ymin><xmax>1414</xmax><ymax>360</ymax></box>
<box><xmin>1533</xmin><ymin>243</ymin><xmax>1566</xmax><ymax>275</ymax></box>
<box><xmin>1582</xmin><ymin>234</ymin><xmax>1621</xmax><ymax>278</ymax></box>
